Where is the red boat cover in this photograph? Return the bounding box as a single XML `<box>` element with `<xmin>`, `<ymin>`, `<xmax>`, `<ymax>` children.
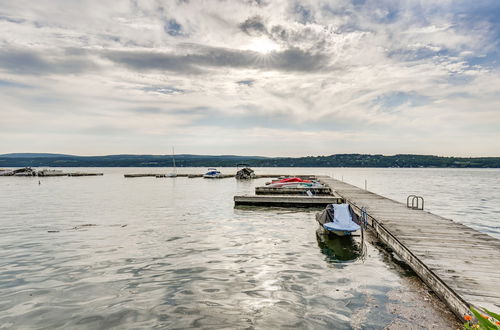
<box><xmin>274</xmin><ymin>177</ymin><xmax>311</xmax><ymax>183</ymax></box>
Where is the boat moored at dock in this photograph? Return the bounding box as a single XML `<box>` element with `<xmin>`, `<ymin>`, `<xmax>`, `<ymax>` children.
<box><xmin>235</xmin><ymin>164</ymin><xmax>255</xmax><ymax>180</ymax></box>
<box><xmin>203</xmin><ymin>168</ymin><xmax>223</xmax><ymax>178</ymax></box>
<box><xmin>316</xmin><ymin>203</ymin><xmax>361</xmax><ymax>236</ymax></box>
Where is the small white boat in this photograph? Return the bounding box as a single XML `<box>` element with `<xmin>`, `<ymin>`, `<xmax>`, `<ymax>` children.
<box><xmin>203</xmin><ymin>168</ymin><xmax>222</xmax><ymax>178</ymax></box>
<box><xmin>316</xmin><ymin>203</ymin><xmax>361</xmax><ymax>236</ymax></box>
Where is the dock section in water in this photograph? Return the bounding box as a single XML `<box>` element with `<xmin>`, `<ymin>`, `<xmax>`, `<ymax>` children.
<box><xmin>234</xmin><ymin>195</ymin><xmax>342</xmax><ymax>207</ymax></box>
<box><xmin>320</xmin><ymin>177</ymin><xmax>500</xmax><ymax>319</ymax></box>
<box><xmin>255</xmin><ymin>186</ymin><xmax>332</xmax><ymax>195</ymax></box>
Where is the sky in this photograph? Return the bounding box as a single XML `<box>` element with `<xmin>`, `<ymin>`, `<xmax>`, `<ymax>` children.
<box><xmin>0</xmin><ymin>0</ymin><xmax>499</xmax><ymax>157</ymax></box>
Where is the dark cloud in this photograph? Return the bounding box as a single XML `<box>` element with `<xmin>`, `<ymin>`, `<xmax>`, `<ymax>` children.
<box><xmin>0</xmin><ymin>48</ymin><xmax>97</xmax><ymax>75</ymax></box>
<box><xmin>239</xmin><ymin>15</ymin><xmax>267</xmax><ymax>36</ymax></box>
<box><xmin>0</xmin><ymin>15</ymin><xmax>26</xmax><ymax>24</ymax></box>
<box><xmin>103</xmin><ymin>46</ymin><xmax>328</xmax><ymax>73</ymax></box>
<box><xmin>0</xmin><ymin>49</ymin><xmax>51</xmax><ymax>74</ymax></box>
<box><xmin>164</xmin><ymin>19</ymin><xmax>183</xmax><ymax>36</ymax></box>
<box><xmin>104</xmin><ymin>49</ymin><xmax>201</xmax><ymax>74</ymax></box>
<box><xmin>270</xmin><ymin>25</ymin><xmax>289</xmax><ymax>41</ymax></box>
<box><xmin>272</xmin><ymin>47</ymin><xmax>327</xmax><ymax>71</ymax></box>
<box><xmin>236</xmin><ymin>79</ymin><xmax>254</xmax><ymax>86</ymax></box>
<box><xmin>143</xmin><ymin>86</ymin><xmax>185</xmax><ymax>94</ymax></box>
<box><xmin>242</xmin><ymin>0</ymin><xmax>268</xmax><ymax>7</ymax></box>
<box><xmin>128</xmin><ymin>106</ymin><xmax>209</xmax><ymax>116</ymax></box>
<box><xmin>293</xmin><ymin>4</ymin><xmax>314</xmax><ymax>24</ymax></box>
<box><xmin>169</xmin><ymin>106</ymin><xmax>210</xmax><ymax>115</ymax></box>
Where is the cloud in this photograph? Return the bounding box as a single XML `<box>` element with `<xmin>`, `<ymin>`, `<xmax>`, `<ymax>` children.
<box><xmin>142</xmin><ymin>86</ymin><xmax>185</xmax><ymax>95</ymax></box>
<box><xmin>372</xmin><ymin>92</ymin><xmax>432</xmax><ymax>112</ymax></box>
<box><xmin>0</xmin><ymin>79</ymin><xmax>32</xmax><ymax>88</ymax></box>
<box><xmin>0</xmin><ymin>48</ymin><xmax>96</xmax><ymax>75</ymax></box>
<box><xmin>236</xmin><ymin>79</ymin><xmax>254</xmax><ymax>86</ymax></box>
<box><xmin>102</xmin><ymin>45</ymin><xmax>328</xmax><ymax>73</ymax></box>
<box><xmin>239</xmin><ymin>15</ymin><xmax>267</xmax><ymax>36</ymax></box>
<box><xmin>0</xmin><ymin>15</ymin><xmax>26</xmax><ymax>24</ymax></box>
<box><xmin>0</xmin><ymin>0</ymin><xmax>499</xmax><ymax>156</ymax></box>
<box><xmin>292</xmin><ymin>3</ymin><xmax>314</xmax><ymax>24</ymax></box>
<box><xmin>164</xmin><ymin>19</ymin><xmax>183</xmax><ymax>36</ymax></box>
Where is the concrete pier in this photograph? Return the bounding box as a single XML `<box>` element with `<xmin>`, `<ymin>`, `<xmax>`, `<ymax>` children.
<box><xmin>320</xmin><ymin>177</ymin><xmax>500</xmax><ymax>319</ymax></box>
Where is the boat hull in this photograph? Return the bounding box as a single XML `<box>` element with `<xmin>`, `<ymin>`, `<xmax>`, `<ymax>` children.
<box><xmin>203</xmin><ymin>174</ymin><xmax>222</xmax><ymax>178</ymax></box>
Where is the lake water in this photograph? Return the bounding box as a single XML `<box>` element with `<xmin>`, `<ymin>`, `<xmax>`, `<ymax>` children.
<box><xmin>1</xmin><ymin>167</ymin><xmax>498</xmax><ymax>329</ymax></box>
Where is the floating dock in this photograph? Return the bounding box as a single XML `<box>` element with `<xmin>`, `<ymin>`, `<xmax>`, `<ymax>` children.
<box><xmin>67</xmin><ymin>172</ymin><xmax>103</xmax><ymax>177</ymax></box>
<box><xmin>320</xmin><ymin>177</ymin><xmax>500</xmax><ymax>319</ymax></box>
<box><xmin>234</xmin><ymin>195</ymin><xmax>343</xmax><ymax>207</ymax></box>
<box><xmin>255</xmin><ymin>186</ymin><xmax>332</xmax><ymax>195</ymax></box>
<box><xmin>125</xmin><ymin>173</ymin><xmax>164</xmax><ymax>178</ymax></box>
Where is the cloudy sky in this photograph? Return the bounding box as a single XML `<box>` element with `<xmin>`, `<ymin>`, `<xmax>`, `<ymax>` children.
<box><xmin>0</xmin><ymin>0</ymin><xmax>499</xmax><ymax>157</ymax></box>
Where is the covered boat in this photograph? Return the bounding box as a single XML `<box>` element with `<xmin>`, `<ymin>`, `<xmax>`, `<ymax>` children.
<box><xmin>235</xmin><ymin>164</ymin><xmax>255</xmax><ymax>180</ymax></box>
<box><xmin>203</xmin><ymin>168</ymin><xmax>222</xmax><ymax>178</ymax></box>
<box><xmin>316</xmin><ymin>203</ymin><xmax>361</xmax><ymax>236</ymax></box>
<box><xmin>266</xmin><ymin>177</ymin><xmax>323</xmax><ymax>188</ymax></box>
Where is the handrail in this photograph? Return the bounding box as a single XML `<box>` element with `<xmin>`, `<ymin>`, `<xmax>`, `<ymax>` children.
<box><xmin>407</xmin><ymin>195</ymin><xmax>424</xmax><ymax>210</ymax></box>
<box><xmin>360</xmin><ymin>207</ymin><xmax>369</xmax><ymax>228</ymax></box>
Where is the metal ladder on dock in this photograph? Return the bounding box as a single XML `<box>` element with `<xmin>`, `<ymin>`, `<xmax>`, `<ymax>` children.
<box><xmin>406</xmin><ymin>195</ymin><xmax>424</xmax><ymax>210</ymax></box>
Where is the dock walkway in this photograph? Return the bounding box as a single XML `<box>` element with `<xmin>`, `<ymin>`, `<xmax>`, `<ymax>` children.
<box><xmin>320</xmin><ymin>177</ymin><xmax>500</xmax><ymax>318</ymax></box>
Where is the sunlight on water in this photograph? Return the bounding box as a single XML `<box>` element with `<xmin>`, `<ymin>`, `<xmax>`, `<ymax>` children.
<box><xmin>1</xmin><ymin>167</ymin><xmax>493</xmax><ymax>328</ymax></box>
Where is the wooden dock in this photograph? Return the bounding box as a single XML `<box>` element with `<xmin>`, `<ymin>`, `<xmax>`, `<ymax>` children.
<box><xmin>67</xmin><ymin>172</ymin><xmax>103</xmax><ymax>177</ymax></box>
<box><xmin>320</xmin><ymin>177</ymin><xmax>500</xmax><ymax>319</ymax></box>
<box><xmin>234</xmin><ymin>195</ymin><xmax>343</xmax><ymax>207</ymax></box>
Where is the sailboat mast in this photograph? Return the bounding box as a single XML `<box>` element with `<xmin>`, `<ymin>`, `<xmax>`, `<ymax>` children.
<box><xmin>172</xmin><ymin>147</ymin><xmax>176</xmax><ymax>173</ymax></box>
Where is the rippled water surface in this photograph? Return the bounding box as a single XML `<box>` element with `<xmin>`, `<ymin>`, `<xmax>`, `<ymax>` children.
<box><xmin>1</xmin><ymin>167</ymin><xmax>497</xmax><ymax>329</ymax></box>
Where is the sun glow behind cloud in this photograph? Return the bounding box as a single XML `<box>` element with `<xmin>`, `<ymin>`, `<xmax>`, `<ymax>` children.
<box><xmin>246</xmin><ymin>37</ymin><xmax>280</xmax><ymax>54</ymax></box>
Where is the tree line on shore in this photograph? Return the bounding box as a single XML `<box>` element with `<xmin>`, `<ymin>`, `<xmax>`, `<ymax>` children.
<box><xmin>1</xmin><ymin>153</ymin><xmax>499</xmax><ymax>168</ymax></box>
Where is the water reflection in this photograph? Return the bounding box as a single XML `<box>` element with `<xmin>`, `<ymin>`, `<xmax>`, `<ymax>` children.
<box><xmin>0</xmin><ymin>168</ymin><xmax>469</xmax><ymax>329</ymax></box>
<box><xmin>316</xmin><ymin>230</ymin><xmax>363</xmax><ymax>263</ymax></box>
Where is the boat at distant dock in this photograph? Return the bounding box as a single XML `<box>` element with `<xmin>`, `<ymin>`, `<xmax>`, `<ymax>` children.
<box><xmin>203</xmin><ymin>168</ymin><xmax>223</xmax><ymax>178</ymax></box>
<box><xmin>235</xmin><ymin>164</ymin><xmax>255</xmax><ymax>180</ymax></box>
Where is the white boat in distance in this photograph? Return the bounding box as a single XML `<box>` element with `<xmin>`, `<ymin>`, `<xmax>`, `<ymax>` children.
<box><xmin>203</xmin><ymin>168</ymin><xmax>223</xmax><ymax>178</ymax></box>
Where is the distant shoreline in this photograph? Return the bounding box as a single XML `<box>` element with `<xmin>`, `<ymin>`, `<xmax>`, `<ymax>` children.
<box><xmin>1</xmin><ymin>153</ymin><xmax>499</xmax><ymax>168</ymax></box>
